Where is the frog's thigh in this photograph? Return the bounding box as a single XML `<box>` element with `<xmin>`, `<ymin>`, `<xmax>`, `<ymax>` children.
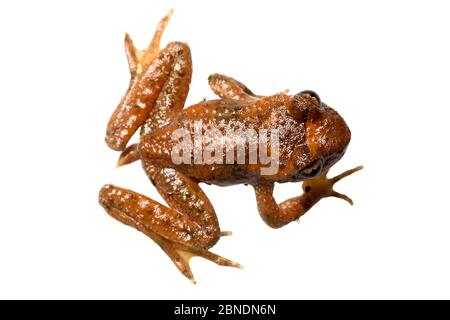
<box><xmin>140</xmin><ymin>42</ymin><xmax>193</xmax><ymax>136</ymax></box>
<box><xmin>106</xmin><ymin>41</ymin><xmax>192</xmax><ymax>151</ymax></box>
<box><xmin>115</xmin><ymin>42</ymin><xmax>193</xmax><ymax>166</ymax></box>
<box><xmin>99</xmin><ymin>183</ymin><xmax>240</xmax><ymax>283</ymax></box>
<box><xmin>99</xmin><ymin>181</ymin><xmax>220</xmax><ymax>247</ymax></box>
<box><xmin>99</xmin><ymin>184</ymin><xmax>202</xmax><ymax>247</ymax></box>
<box><xmin>208</xmin><ymin>73</ymin><xmax>258</xmax><ymax>101</ymax></box>
<box><xmin>143</xmin><ymin>161</ymin><xmax>220</xmax><ymax>246</ymax></box>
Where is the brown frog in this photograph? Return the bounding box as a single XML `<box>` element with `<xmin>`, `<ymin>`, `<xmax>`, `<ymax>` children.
<box><xmin>99</xmin><ymin>11</ymin><xmax>363</xmax><ymax>283</ymax></box>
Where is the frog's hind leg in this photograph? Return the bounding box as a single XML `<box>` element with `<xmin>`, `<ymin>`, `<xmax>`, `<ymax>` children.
<box><xmin>139</xmin><ymin>41</ymin><xmax>192</xmax><ymax>137</ymax></box>
<box><xmin>142</xmin><ymin>162</ymin><xmax>242</xmax><ymax>282</ymax></box>
<box><xmin>208</xmin><ymin>73</ymin><xmax>260</xmax><ymax>101</ymax></box>
<box><xmin>99</xmin><ymin>183</ymin><xmax>242</xmax><ymax>284</ymax></box>
<box><xmin>105</xmin><ymin>10</ymin><xmax>192</xmax><ymax>151</ymax></box>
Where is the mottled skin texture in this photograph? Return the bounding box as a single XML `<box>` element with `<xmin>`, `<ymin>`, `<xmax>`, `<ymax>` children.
<box><xmin>99</xmin><ymin>11</ymin><xmax>363</xmax><ymax>283</ymax></box>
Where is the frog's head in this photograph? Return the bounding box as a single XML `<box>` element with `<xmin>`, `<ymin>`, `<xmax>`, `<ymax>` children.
<box><xmin>292</xmin><ymin>91</ymin><xmax>351</xmax><ymax>179</ymax></box>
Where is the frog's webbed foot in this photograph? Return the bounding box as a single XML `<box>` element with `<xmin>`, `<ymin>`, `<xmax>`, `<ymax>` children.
<box><xmin>253</xmin><ymin>166</ymin><xmax>363</xmax><ymax>228</ymax></box>
<box><xmin>302</xmin><ymin>165</ymin><xmax>364</xmax><ymax>206</ymax></box>
<box><xmin>159</xmin><ymin>238</ymin><xmax>242</xmax><ymax>284</ymax></box>
<box><xmin>124</xmin><ymin>9</ymin><xmax>173</xmax><ymax>76</ymax></box>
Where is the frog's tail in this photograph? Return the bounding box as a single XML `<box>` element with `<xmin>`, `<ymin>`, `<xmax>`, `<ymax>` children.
<box><xmin>117</xmin><ymin>143</ymin><xmax>140</xmax><ymax>167</ymax></box>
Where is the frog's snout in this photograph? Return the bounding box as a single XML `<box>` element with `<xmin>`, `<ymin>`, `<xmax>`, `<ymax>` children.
<box><xmin>305</xmin><ymin>100</ymin><xmax>351</xmax><ymax>163</ymax></box>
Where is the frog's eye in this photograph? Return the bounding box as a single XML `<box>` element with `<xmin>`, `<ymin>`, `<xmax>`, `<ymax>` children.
<box><xmin>299</xmin><ymin>157</ymin><xmax>324</xmax><ymax>179</ymax></box>
<box><xmin>297</xmin><ymin>90</ymin><xmax>323</xmax><ymax>109</ymax></box>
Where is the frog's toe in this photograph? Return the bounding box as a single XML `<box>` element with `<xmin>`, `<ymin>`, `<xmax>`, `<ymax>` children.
<box><xmin>331</xmin><ymin>190</ymin><xmax>354</xmax><ymax>205</ymax></box>
<box><xmin>327</xmin><ymin>165</ymin><xmax>363</xmax><ymax>205</ymax></box>
<box><xmin>162</xmin><ymin>241</ymin><xmax>243</xmax><ymax>284</ymax></box>
<box><xmin>116</xmin><ymin>143</ymin><xmax>140</xmax><ymax>167</ymax></box>
<box><xmin>330</xmin><ymin>165</ymin><xmax>364</xmax><ymax>184</ymax></box>
<box><xmin>141</xmin><ymin>9</ymin><xmax>174</xmax><ymax>67</ymax></box>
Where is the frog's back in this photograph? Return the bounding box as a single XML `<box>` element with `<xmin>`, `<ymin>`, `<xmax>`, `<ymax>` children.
<box><xmin>138</xmin><ymin>94</ymin><xmax>310</xmax><ymax>186</ymax></box>
<box><xmin>138</xmin><ymin>98</ymin><xmax>266</xmax><ymax>185</ymax></box>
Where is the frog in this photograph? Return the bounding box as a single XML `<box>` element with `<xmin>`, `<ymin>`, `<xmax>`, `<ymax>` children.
<box><xmin>98</xmin><ymin>10</ymin><xmax>363</xmax><ymax>283</ymax></box>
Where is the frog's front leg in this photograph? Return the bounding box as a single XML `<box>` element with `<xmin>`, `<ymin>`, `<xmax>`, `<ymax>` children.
<box><xmin>208</xmin><ymin>73</ymin><xmax>259</xmax><ymax>101</ymax></box>
<box><xmin>253</xmin><ymin>166</ymin><xmax>363</xmax><ymax>228</ymax></box>
<box><xmin>99</xmin><ymin>167</ymin><xmax>241</xmax><ymax>284</ymax></box>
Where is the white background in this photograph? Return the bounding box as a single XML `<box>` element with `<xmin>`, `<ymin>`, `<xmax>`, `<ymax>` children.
<box><xmin>1</xmin><ymin>0</ymin><xmax>449</xmax><ymax>299</ymax></box>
